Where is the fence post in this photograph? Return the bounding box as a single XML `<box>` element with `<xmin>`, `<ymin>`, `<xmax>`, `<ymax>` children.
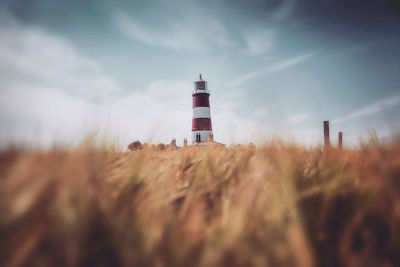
<box><xmin>338</xmin><ymin>132</ymin><xmax>343</xmax><ymax>151</ymax></box>
<box><xmin>324</xmin><ymin>121</ymin><xmax>330</xmax><ymax>149</ymax></box>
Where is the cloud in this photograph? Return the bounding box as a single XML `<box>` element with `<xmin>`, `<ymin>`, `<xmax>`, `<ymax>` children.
<box><xmin>271</xmin><ymin>52</ymin><xmax>314</xmax><ymax>72</ymax></box>
<box><xmin>212</xmin><ymin>102</ymin><xmax>271</xmax><ymax>144</ymax></box>
<box><xmin>115</xmin><ymin>10</ymin><xmax>232</xmax><ymax>51</ymax></box>
<box><xmin>252</xmin><ymin>107</ymin><xmax>269</xmax><ymax>118</ymax></box>
<box><xmin>0</xmin><ymin>87</ymin><xmax>97</xmax><ymax>146</ymax></box>
<box><xmin>0</xmin><ymin>19</ymin><xmax>123</xmax><ymax>146</ymax></box>
<box><xmin>0</xmin><ymin>22</ymin><xmax>121</xmax><ymax>102</ymax></box>
<box><xmin>226</xmin><ymin>52</ymin><xmax>315</xmax><ymax>87</ymax></box>
<box><xmin>289</xmin><ymin>128</ymin><xmax>321</xmax><ymax>146</ymax></box>
<box><xmin>334</xmin><ymin>95</ymin><xmax>400</xmax><ymax>123</ymax></box>
<box><xmin>243</xmin><ymin>30</ymin><xmax>274</xmax><ymax>55</ymax></box>
<box><xmin>96</xmin><ymin>79</ymin><xmax>193</xmax><ymax>145</ymax></box>
<box><xmin>286</xmin><ymin>113</ymin><xmax>309</xmax><ymax>125</ymax></box>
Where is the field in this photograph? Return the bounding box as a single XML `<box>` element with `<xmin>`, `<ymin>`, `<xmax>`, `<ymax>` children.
<box><xmin>1</xmin><ymin>138</ymin><xmax>400</xmax><ymax>267</ymax></box>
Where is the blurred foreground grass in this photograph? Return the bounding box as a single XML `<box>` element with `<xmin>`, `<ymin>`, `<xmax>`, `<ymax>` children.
<box><xmin>1</xmin><ymin>139</ymin><xmax>400</xmax><ymax>267</ymax></box>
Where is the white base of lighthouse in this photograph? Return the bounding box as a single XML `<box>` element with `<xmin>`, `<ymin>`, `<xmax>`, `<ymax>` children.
<box><xmin>192</xmin><ymin>130</ymin><xmax>213</xmax><ymax>144</ymax></box>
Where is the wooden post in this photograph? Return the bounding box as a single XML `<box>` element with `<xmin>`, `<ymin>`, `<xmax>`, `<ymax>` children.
<box><xmin>338</xmin><ymin>132</ymin><xmax>343</xmax><ymax>150</ymax></box>
<box><xmin>184</xmin><ymin>138</ymin><xmax>188</xmax><ymax>147</ymax></box>
<box><xmin>324</xmin><ymin>121</ymin><xmax>330</xmax><ymax>149</ymax></box>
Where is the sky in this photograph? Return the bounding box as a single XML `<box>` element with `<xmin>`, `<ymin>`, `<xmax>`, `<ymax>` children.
<box><xmin>0</xmin><ymin>0</ymin><xmax>399</xmax><ymax>148</ymax></box>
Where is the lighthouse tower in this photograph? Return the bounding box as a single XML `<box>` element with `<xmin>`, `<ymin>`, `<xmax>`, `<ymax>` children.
<box><xmin>192</xmin><ymin>74</ymin><xmax>213</xmax><ymax>144</ymax></box>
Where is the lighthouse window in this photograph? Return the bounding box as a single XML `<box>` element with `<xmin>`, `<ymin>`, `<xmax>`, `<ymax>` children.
<box><xmin>196</xmin><ymin>82</ymin><xmax>206</xmax><ymax>90</ymax></box>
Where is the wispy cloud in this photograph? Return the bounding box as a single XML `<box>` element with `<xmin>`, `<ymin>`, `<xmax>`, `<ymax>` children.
<box><xmin>226</xmin><ymin>52</ymin><xmax>315</xmax><ymax>87</ymax></box>
<box><xmin>243</xmin><ymin>30</ymin><xmax>274</xmax><ymax>55</ymax></box>
<box><xmin>334</xmin><ymin>95</ymin><xmax>400</xmax><ymax>123</ymax></box>
<box><xmin>271</xmin><ymin>53</ymin><xmax>314</xmax><ymax>71</ymax></box>
<box><xmin>286</xmin><ymin>113</ymin><xmax>309</xmax><ymax>125</ymax></box>
<box><xmin>115</xmin><ymin>11</ymin><xmax>232</xmax><ymax>51</ymax></box>
<box><xmin>252</xmin><ymin>107</ymin><xmax>269</xmax><ymax>118</ymax></box>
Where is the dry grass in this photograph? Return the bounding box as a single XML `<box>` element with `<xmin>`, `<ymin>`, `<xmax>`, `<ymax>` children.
<box><xmin>1</xmin><ymin>139</ymin><xmax>400</xmax><ymax>267</ymax></box>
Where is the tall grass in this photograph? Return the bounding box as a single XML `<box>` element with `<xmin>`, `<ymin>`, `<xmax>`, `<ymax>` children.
<box><xmin>0</xmin><ymin>139</ymin><xmax>399</xmax><ymax>266</ymax></box>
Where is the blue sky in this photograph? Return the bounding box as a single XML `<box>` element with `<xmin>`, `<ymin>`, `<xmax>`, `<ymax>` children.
<box><xmin>0</xmin><ymin>0</ymin><xmax>399</xmax><ymax>147</ymax></box>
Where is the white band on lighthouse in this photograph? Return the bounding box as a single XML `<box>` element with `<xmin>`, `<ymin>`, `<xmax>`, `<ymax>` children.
<box><xmin>192</xmin><ymin>107</ymin><xmax>211</xmax><ymax>119</ymax></box>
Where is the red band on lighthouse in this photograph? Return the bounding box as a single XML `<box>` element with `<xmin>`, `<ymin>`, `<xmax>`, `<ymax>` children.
<box><xmin>192</xmin><ymin>93</ymin><xmax>210</xmax><ymax>107</ymax></box>
<box><xmin>192</xmin><ymin>118</ymin><xmax>212</xmax><ymax>131</ymax></box>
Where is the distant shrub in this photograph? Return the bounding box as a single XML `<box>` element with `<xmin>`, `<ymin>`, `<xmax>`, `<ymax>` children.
<box><xmin>128</xmin><ymin>140</ymin><xmax>142</xmax><ymax>151</ymax></box>
<box><xmin>155</xmin><ymin>143</ymin><xmax>166</xmax><ymax>150</ymax></box>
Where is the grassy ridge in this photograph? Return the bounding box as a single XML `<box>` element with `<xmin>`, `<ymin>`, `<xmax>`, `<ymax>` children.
<box><xmin>1</xmin><ymin>140</ymin><xmax>400</xmax><ymax>266</ymax></box>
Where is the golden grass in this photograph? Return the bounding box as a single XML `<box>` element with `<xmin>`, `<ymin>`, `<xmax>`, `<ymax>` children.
<box><xmin>1</xmin><ymin>139</ymin><xmax>400</xmax><ymax>266</ymax></box>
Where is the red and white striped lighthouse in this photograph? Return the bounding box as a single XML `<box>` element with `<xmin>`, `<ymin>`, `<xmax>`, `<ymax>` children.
<box><xmin>192</xmin><ymin>74</ymin><xmax>213</xmax><ymax>144</ymax></box>
<box><xmin>192</xmin><ymin>74</ymin><xmax>213</xmax><ymax>143</ymax></box>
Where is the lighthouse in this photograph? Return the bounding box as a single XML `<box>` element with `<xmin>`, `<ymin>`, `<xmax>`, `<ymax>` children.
<box><xmin>192</xmin><ymin>74</ymin><xmax>213</xmax><ymax>144</ymax></box>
